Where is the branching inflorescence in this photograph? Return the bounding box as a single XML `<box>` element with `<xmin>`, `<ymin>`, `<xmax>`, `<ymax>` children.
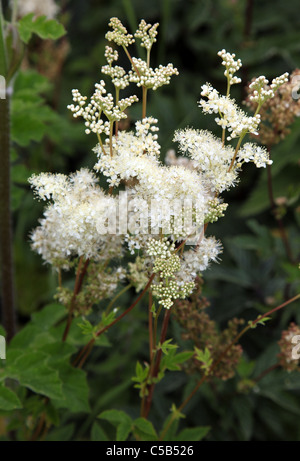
<box><xmin>29</xmin><ymin>18</ymin><xmax>289</xmax><ymax>317</ymax></box>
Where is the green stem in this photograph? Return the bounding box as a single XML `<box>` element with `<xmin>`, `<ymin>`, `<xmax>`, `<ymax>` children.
<box><xmin>228</xmin><ymin>134</ymin><xmax>245</xmax><ymax>172</ymax></box>
<box><xmin>109</xmin><ymin>121</ymin><xmax>113</xmax><ymax>157</ymax></box>
<box><xmin>142</xmin><ymin>86</ymin><xmax>147</xmax><ymax>119</ymax></box>
<box><xmin>115</xmin><ymin>87</ymin><xmax>120</xmax><ymax>137</ymax></box>
<box><xmin>11</xmin><ymin>0</ymin><xmax>18</xmax><ymax>25</ymax></box>
<box><xmin>0</xmin><ymin>92</ymin><xmax>16</xmax><ymax>342</ymax></box>
<box><xmin>123</xmin><ymin>45</ymin><xmax>141</xmax><ymax>78</ymax></box>
<box><xmin>105</xmin><ymin>283</ymin><xmax>132</xmax><ymax>315</ymax></box>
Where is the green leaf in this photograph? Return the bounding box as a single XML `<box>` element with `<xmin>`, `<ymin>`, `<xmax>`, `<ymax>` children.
<box><xmin>176</xmin><ymin>426</ymin><xmax>210</xmax><ymax>441</ymax></box>
<box><xmin>0</xmin><ymin>384</ymin><xmax>23</xmax><ymax>411</ymax></box>
<box><xmin>9</xmin><ymin>325</ymin><xmax>56</xmax><ymax>350</ymax></box>
<box><xmin>160</xmin><ymin>339</ymin><xmax>178</xmax><ymax>355</ymax></box>
<box><xmin>31</xmin><ymin>303</ymin><xmax>67</xmax><ymax>329</ymax></box>
<box><xmin>46</xmin><ymin>423</ymin><xmax>75</xmax><ymax>441</ymax></box>
<box><xmin>132</xmin><ymin>361</ymin><xmax>149</xmax><ymax>383</ymax></box>
<box><xmin>52</xmin><ymin>363</ymin><xmax>90</xmax><ymax>413</ymax></box>
<box><xmin>133</xmin><ymin>418</ymin><xmax>158</xmax><ymax>439</ymax></box>
<box><xmin>194</xmin><ymin>347</ymin><xmax>213</xmax><ymax>373</ymax></box>
<box><xmin>5</xmin><ymin>351</ymin><xmax>63</xmax><ymax>400</ymax></box>
<box><xmin>18</xmin><ymin>13</ymin><xmax>66</xmax><ymax>44</ymax></box>
<box><xmin>91</xmin><ymin>422</ymin><xmax>109</xmax><ymax>441</ymax></box>
<box><xmin>160</xmin><ymin>413</ymin><xmax>180</xmax><ymax>442</ymax></box>
<box><xmin>39</xmin><ymin>342</ymin><xmax>76</xmax><ymax>366</ymax></box>
<box><xmin>98</xmin><ymin>409</ymin><xmax>132</xmax><ymax>426</ymax></box>
<box><xmin>237</xmin><ymin>358</ymin><xmax>256</xmax><ymax>379</ymax></box>
<box><xmin>116</xmin><ymin>421</ymin><xmax>132</xmax><ymax>441</ymax></box>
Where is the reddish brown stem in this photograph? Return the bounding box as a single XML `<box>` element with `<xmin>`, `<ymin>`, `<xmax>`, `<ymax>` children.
<box><xmin>149</xmin><ymin>291</ymin><xmax>153</xmax><ymax>362</ymax></box>
<box><xmin>73</xmin><ymin>273</ymin><xmax>156</xmax><ymax>368</ymax></box>
<box><xmin>143</xmin><ymin>307</ymin><xmax>172</xmax><ymax>418</ymax></box>
<box><xmin>62</xmin><ymin>257</ymin><xmax>90</xmax><ymax>342</ymax></box>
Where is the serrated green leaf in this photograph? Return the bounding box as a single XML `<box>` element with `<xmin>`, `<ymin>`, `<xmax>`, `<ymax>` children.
<box><xmin>31</xmin><ymin>303</ymin><xmax>67</xmax><ymax>329</ymax></box>
<box><xmin>132</xmin><ymin>361</ymin><xmax>149</xmax><ymax>383</ymax></box>
<box><xmin>0</xmin><ymin>384</ymin><xmax>23</xmax><ymax>411</ymax></box>
<box><xmin>172</xmin><ymin>351</ymin><xmax>194</xmax><ymax>364</ymax></box>
<box><xmin>18</xmin><ymin>13</ymin><xmax>65</xmax><ymax>44</ymax></box>
<box><xmin>9</xmin><ymin>325</ymin><xmax>56</xmax><ymax>350</ymax></box>
<box><xmin>133</xmin><ymin>418</ymin><xmax>157</xmax><ymax>438</ymax></box>
<box><xmin>52</xmin><ymin>363</ymin><xmax>90</xmax><ymax>413</ymax></box>
<box><xmin>98</xmin><ymin>409</ymin><xmax>132</xmax><ymax>426</ymax></box>
<box><xmin>176</xmin><ymin>426</ymin><xmax>210</xmax><ymax>441</ymax></box>
<box><xmin>39</xmin><ymin>342</ymin><xmax>76</xmax><ymax>366</ymax></box>
<box><xmin>116</xmin><ymin>420</ymin><xmax>132</xmax><ymax>441</ymax></box>
<box><xmin>5</xmin><ymin>351</ymin><xmax>63</xmax><ymax>400</ymax></box>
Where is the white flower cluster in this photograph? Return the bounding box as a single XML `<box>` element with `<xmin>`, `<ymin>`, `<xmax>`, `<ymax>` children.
<box><xmin>218</xmin><ymin>49</ymin><xmax>242</xmax><ymax>85</ymax></box>
<box><xmin>101</xmin><ymin>65</ymin><xmax>129</xmax><ymax>90</ymax></box>
<box><xmin>249</xmin><ymin>73</ymin><xmax>289</xmax><ymax>104</ymax></box>
<box><xmin>165</xmin><ymin>149</ymin><xmax>198</xmax><ymax>170</ymax></box>
<box><xmin>205</xmin><ymin>199</ymin><xmax>228</xmax><ymax>223</ymax></box>
<box><xmin>237</xmin><ymin>143</ymin><xmax>272</xmax><ymax>168</ymax></box>
<box><xmin>104</xmin><ymin>46</ymin><xmax>118</xmax><ymax>65</ymax></box>
<box><xmin>94</xmin><ymin>118</ymin><xmax>211</xmax><ymax>241</ymax></box>
<box><xmin>129</xmin><ymin>58</ymin><xmax>179</xmax><ymax>90</ymax></box>
<box><xmin>134</xmin><ymin>20</ymin><xmax>159</xmax><ymax>50</ymax></box>
<box><xmin>105</xmin><ymin>17</ymin><xmax>135</xmax><ymax>47</ymax></box>
<box><xmin>199</xmin><ymin>83</ymin><xmax>261</xmax><ymax>140</ymax></box>
<box><xmin>67</xmin><ymin>82</ymin><xmax>138</xmax><ymax>135</ymax></box>
<box><xmin>146</xmin><ymin>239</ymin><xmax>195</xmax><ymax>309</ymax></box>
<box><xmin>30</xmin><ymin>25</ymin><xmax>289</xmax><ymax>312</ymax></box>
<box><xmin>102</xmin><ymin>46</ymin><xmax>130</xmax><ymax>90</ymax></box>
<box><xmin>29</xmin><ymin>169</ymin><xmax>122</xmax><ymax>267</ymax></box>
<box><xmin>178</xmin><ymin>237</ymin><xmax>222</xmax><ymax>279</ymax></box>
<box><xmin>174</xmin><ymin>129</ymin><xmax>238</xmax><ymax>192</ymax></box>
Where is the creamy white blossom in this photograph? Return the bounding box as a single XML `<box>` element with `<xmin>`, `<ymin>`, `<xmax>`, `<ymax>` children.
<box><xmin>29</xmin><ymin>169</ymin><xmax>123</xmax><ymax>266</ymax></box>
<box><xmin>174</xmin><ymin>129</ymin><xmax>238</xmax><ymax>192</ymax></box>
<box><xmin>199</xmin><ymin>83</ymin><xmax>261</xmax><ymax>140</ymax></box>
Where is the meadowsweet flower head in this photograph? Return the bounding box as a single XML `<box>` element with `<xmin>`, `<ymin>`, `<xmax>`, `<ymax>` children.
<box><xmin>134</xmin><ymin>20</ymin><xmax>159</xmax><ymax>50</ymax></box>
<box><xmin>199</xmin><ymin>84</ymin><xmax>261</xmax><ymax>140</ymax></box>
<box><xmin>29</xmin><ymin>169</ymin><xmax>123</xmax><ymax>267</ymax></box>
<box><xmin>105</xmin><ymin>17</ymin><xmax>135</xmax><ymax>47</ymax></box>
<box><xmin>174</xmin><ymin>129</ymin><xmax>238</xmax><ymax>192</ymax></box>
<box><xmin>67</xmin><ymin>82</ymin><xmax>138</xmax><ymax>135</ymax></box>
<box><xmin>245</xmin><ymin>70</ymin><xmax>297</xmax><ymax>146</ymax></box>
<box><xmin>129</xmin><ymin>58</ymin><xmax>179</xmax><ymax>90</ymax></box>
<box><xmin>218</xmin><ymin>49</ymin><xmax>242</xmax><ymax>86</ymax></box>
<box><xmin>278</xmin><ymin>323</ymin><xmax>300</xmax><ymax>372</ymax></box>
<box><xmin>237</xmin><ymin>143</ymin><xmax>272</xmax><ymax>168</ymax></box>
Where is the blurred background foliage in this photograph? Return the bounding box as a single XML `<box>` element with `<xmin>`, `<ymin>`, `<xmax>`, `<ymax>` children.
<box><xmin>3</xmin><ymin>0</ymin><xmax>300</xmax><ymax>440</ymax></box>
